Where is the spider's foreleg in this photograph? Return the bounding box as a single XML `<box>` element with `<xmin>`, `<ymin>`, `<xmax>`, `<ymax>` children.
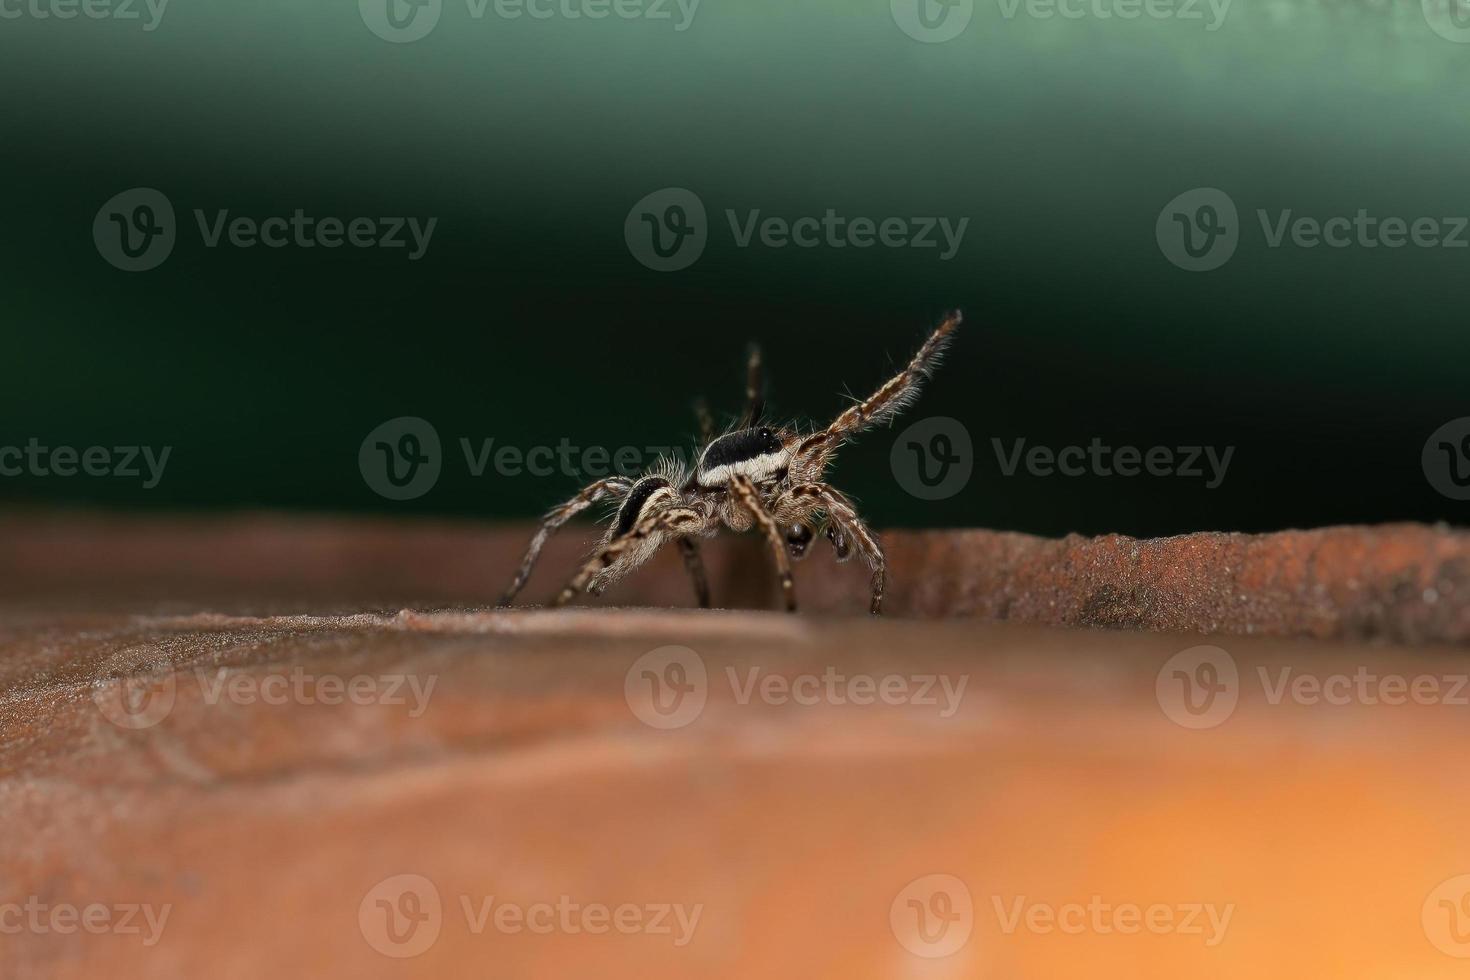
<box><xmin>783</xmin><ymin>482</ymin><xmax>887</xmax><ymax>615</ymax></box>
<box><xmin>551</xmin><ymin>505</ymin><xmax>702</xmax><ymax>608</ymax></box>
<box><xmin>499</xmin><ymin>476</ymin><xmax>633</xmax><ymax>606</ymax></box>
<box><xmin>795</xmin><ymin>310</ymin><xmax>961</xmax><ymax>461</ymax></box>
<box><xmin>736</xmin><ymin>342</ymin><xmax>764</xmax><ymax>428</ymax></box>
<box><xmin>693</xmin><ymin>397</ymin><xmax>716</xmax><ymax>446</ymax></box>
<box><xmin>729</xmin><ymin>474</ymin><xmax>796</xmax><ymax>613</ymax></box>
<box><xmin>677</xmin><ymin>535</ymin><xmax>712</xmax><ymax>608</ymax></box>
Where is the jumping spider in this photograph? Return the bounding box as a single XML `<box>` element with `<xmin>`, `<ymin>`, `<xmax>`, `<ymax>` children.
<box><xmin>498</xmin><ymin>310</ymin><xmax>962</xmax><ymax>614</ymax></box>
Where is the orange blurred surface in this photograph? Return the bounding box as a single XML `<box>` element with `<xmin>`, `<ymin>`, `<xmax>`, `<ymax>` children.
<box><xmin>4</xmin><ymin>601</ymin><xmax>1470</xmax><ymax>978</ymax></box>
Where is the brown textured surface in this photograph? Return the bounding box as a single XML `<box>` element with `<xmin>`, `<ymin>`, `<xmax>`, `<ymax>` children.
<box><xmin>5</xmin><ymin>512</ymin><xmax>1470</xmax><ymax>978</ymax></box>
<box><xmin>2</xmin><ymin>512</ymin><xmax>1466</xmax><ymax>642</ymax></box>
<box><xmin>5</xmin><ymin>605</ymin><xmax>1470</xmax><ymax>978</ymax></box>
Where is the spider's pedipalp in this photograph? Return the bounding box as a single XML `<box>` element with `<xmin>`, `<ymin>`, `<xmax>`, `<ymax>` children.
<box><xmin>777</xmin><ymin>481</ymin><xmax>886</xmax><ymax>614</ymax></box>
<box><xmin>729</xmin><ymin>473</ymin><xmax>796</xmax><ymax>612</ymax></box>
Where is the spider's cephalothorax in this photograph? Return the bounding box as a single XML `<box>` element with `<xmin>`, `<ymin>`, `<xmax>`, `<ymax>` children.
<box><xmin>498</xmin><ymin>310</ymin><xmax>962</xmax><ymax>614</ymax></box>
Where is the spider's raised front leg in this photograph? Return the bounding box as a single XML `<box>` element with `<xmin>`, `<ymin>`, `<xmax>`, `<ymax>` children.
<box><xmin>736</xmin><ymin>342</ymin><xmax>765</xmax><ymax>428</ymax></box>
<box><xmin>551</xmin><ymin>504</ymin><xmax>704</xmax><ymax>608</ymax></box>
<box><xmin>728</xmin><ymin>473</ymin><xmax>796</xmax><ymax>613</ymax></box>
<box><xmin>794</xmin><ymin>311</ymin><xmax>961</xmax><ymax>466</ymax></box>
<box><xmin>784</xmin><ymin>482</ymin><xmax>887</xmax><ymax>615</ymax></box>
<box><xmin>693</xmin><ymin>397</ymin><xmax>716</xmax><ymax>446</ymax></box>
<box><xmin>499</xmin><ymin>476</ymin><xmax>632</xmax><ymax>606</ymax></box>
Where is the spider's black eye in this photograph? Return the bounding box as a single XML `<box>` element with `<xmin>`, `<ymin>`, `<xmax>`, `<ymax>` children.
<box><xmin>758</xmin><ymin>428</ymin><xmax>779</xmax><ymax>451</ymax></box>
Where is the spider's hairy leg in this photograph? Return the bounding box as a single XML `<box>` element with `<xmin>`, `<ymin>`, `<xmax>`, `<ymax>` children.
<box><xmin>736</xmin><ymin>342</ymin><xmax>765</xmax><ymax>428</ymax></box>
<box><xmin>693</xmin><ymin>397</ymin><xmax>715</xmax><ymax>446</ymax></box>
<box><xmin>796</xmin><ymin>310</ymin><xmax>962</xmax><ymax>466</ymax></box>
<box><xmin>499</xmin><ymin>476</ymin><xmax>633</xmax><ymax>606</ymax></box>
<box><xmin>677</xmin><ymin>536</ymin><xmax>712</xmax><ymax>608</ymax></box>
<box><xmin>729</xmin><ymin>473</ymin><xmax>796</xmax><ymax>613</ymax></box>
<box><xmin>784</xmin><ymin>482</ymin><xmax>887</xmax><ymax>615</ymax></box>
<box><xmin>551</xmin><ymin>504</ymin><xmax>704</xmax><ymax>608</ymax></box>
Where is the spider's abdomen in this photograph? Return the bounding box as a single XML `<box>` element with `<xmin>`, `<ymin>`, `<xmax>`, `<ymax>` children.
<box><xmin>614</xmin><ymin>476</ymin><xmax>674</xmax><ymax>537</ymax></box>
<box><xmin>696</xmin><ymin>427</ymin><xmax>789</xmax><ymax>489</ymax></box>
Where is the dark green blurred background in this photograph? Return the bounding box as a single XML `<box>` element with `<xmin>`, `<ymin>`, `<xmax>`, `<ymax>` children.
<box><xmin>2</xmin><ymin>0</ymin><xmax>1466</xmax><ymax>536</ymax></box>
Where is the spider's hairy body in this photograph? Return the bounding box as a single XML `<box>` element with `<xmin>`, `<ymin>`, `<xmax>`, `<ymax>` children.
<box><xmin>498</xmin><ymin>310</ymin><xmax>962</xmax><ymax>614</ymax></box>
